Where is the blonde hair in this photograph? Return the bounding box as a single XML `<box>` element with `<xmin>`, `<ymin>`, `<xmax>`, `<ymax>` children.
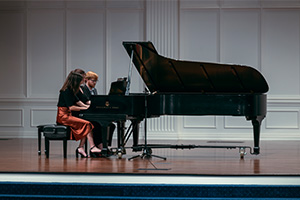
<box><xmin>86</xmin><ymin>71</ymin><xmax>98</xmax><ymax>80</ymax></box>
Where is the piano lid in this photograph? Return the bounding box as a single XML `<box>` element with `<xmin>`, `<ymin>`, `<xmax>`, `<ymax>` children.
<box><xmin>122</xmin><ymin>41</ymin><xmax>269</xmax><ymax>94</ymax></box>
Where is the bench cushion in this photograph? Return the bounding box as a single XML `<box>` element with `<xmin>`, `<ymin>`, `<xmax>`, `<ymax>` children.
<box><xmin>43</xmin><ymin>125</ymin><xmax>70</xmax><ymax>139</ymax></box>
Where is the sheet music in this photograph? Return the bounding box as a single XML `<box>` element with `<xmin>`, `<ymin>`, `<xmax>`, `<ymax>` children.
<box><xmin>125</xmin><ymin>50</ymin><xmax>133</xmax><ymax>95</ymax></box>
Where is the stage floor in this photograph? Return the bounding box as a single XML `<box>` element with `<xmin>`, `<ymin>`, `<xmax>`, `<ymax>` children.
<box><xmin>0</xmin><ymin>138</ymin><xmax>299</xmax><ymax>176</ymax></box>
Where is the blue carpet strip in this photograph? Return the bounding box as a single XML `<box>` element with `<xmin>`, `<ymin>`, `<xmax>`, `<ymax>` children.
<box><xmin>0</xmin><ymin>182</ymin><xmax>299</xmax><ymax>199</ymax></box>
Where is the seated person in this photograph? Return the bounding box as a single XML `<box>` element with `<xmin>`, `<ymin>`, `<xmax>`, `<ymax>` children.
<box><xmin>56</xmin><ymin>70</ymin><xmax>102</xmax><ymax>158</ymax></box>
<box><xmin>74</xmin><ymin>69</ymin><xmax>103</xmax><ymax>149</ymax></box>
<box><xmin>82</xmin><ymin>71</ymin><xmax>116</xmax><ymax>147</ymax></box>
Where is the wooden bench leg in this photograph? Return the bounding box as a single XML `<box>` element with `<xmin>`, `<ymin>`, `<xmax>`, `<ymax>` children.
<box><xmin>38</xmin><ymin>127</ymin><xmax>42</xmax><ymax>155</ymax></box>
<box><xmin>63</xmin><ymin>138</ymin><xmax>68</xmax><ymax>158</ymax></box>
<box><xmin>45</xmin><ymin>137</ymin><xmax>50</xmax><ymax>158</ymax></box>
<box><xmin>42</xmin><ymin>124</ymin><xmax>70</xmax><ymax>159</ymax></box>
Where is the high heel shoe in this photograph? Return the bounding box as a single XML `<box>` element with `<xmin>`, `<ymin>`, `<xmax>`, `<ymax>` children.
<box><xmin>89</xmin><ymin>146</ymin><xmax>102</xmax><ymax>158</ymax></box>
<box><xmin>76</xmin><ymin>147</ymin><xmax>88</xmax><ymax>158</ymax></box>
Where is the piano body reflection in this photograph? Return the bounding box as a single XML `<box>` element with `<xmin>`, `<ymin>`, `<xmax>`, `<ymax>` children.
<box><xmin>79</xmin><ymin>41</ymin><xmax>268</xmax><ymax>158</ymax></box>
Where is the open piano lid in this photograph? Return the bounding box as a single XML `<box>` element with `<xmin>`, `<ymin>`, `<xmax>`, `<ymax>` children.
<box><xmin>123</xmin><ymin>41</ymin><xmax>269</xmax><ymax>94</ymax></box>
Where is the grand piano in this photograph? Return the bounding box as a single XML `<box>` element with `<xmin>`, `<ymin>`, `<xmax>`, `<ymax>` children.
<box><xmin>79</xmin><ymin>41</ymin><xmax>269</xmax><ymax>158</ymax></box>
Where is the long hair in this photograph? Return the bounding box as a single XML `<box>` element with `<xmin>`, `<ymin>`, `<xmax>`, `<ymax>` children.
<box><xmin>74</xmin><ymin>68</ymin><xmax>86</xmax><ymax>83</ymax></box>
<box><xmin>60</xmin><ymin>71</ymin><xmax>83</xmax><ymax>94</ymax></box>
<box><xmin>74</xmin><ymin>68</ymin><xmax>86</xmax><ymax>76</ymax></box>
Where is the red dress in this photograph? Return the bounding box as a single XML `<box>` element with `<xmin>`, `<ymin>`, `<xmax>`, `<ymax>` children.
<box><xmin>57</xmin><ymin>88</ymin><xmax>94</xmax><ymax>140</ymax></box>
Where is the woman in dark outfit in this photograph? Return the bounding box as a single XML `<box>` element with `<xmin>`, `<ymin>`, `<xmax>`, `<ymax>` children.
<box><xmin>56</xmin><ymin>71</ymin><xmax>102</xmax><ymax>158</ymax></box>
<box><xmin>73</xmin><ymin>68</ymin><xmax>103</xmax><ymax>150</ymax></box>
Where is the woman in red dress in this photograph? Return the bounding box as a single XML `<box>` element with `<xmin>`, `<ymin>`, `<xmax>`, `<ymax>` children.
<box><xmin>56</xmin><ymin>71</ymin><xmax>102</xmax><ymax>158</ymax></box>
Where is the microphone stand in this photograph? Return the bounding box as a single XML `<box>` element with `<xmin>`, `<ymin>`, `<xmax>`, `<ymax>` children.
<box><xmin>128</xmin><ymin>89</ymin><xmax>166</xmax><ymax>161</ymax></box>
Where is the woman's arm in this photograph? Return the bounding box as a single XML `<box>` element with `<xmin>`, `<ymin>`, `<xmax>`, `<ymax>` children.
<box><xmin>76</xmin><ymin>100</ymin><xmax>90</xmax><ymax>108</ymax></box>
<box><xmin>69</xmin><ymin>104</ymin><xmax>89</xmax><ymax>111</ymax></box>
<box><xmin>67</xmin><ymin>100</ymin><xmax>90</xmax><ymax>111</ymax></box>
<box><xmin>69</xmin><ymin>105</ymin><xmax>83</xmax><ymax>111</ymax></box>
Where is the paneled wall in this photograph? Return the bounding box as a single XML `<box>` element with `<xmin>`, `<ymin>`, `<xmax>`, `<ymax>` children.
<box><xmin>0</xmin><ymin>1</ymin><xmax>145</xmax><ymax>138</ymax></box>
<box><xmin>177</xmin><ymin>0</ymin><xmax>300</xmax><ymax>141</ymax></box>
<box><xmin>0</xmin><ymin>0</ymin><xmax>300</xmax><ymax>142</ymax></box>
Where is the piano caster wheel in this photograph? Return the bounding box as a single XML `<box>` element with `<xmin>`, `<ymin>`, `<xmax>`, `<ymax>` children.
<box><xmin>239</xmin><ymin>147</ymin><xmax>247</xmax><ymax>159</ymax></box>
<box><xmin>144</xmin><ymin>147</ymin><xmax>152</xmax><ymax>155</ymax></box>
<box><xmin>110</xmin><ymin>148</ymin><xmax>117</xmax><ymax>155</ymax></box>
<box><xmin>117</xmin><ymin>152</ymin><xmax>122</xmax><ymax>159</ymax></box>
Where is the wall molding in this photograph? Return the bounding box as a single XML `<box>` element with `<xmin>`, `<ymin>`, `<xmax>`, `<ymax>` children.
<box><xmin>148</xmin><ymin>116</ymin><xmax>176</xmax><ymax>132</ymax></box>
<box><xmin>265</xmin><ymin>109</ymin><xmax>299</xmax><ymax>129</ymax></box>
<box><xmin>224</xmin><ymin>117</ymin><xmax>252</xmax><ymax>129</ymax></box>
<box><xmin>0</xmin><ymin>108</ymin><xmax>24</xmax><ymax>127</ymax></box>
<box><xmin>30</xmin><ymin>108</ymin><xmax>57</xmax><ymax>127</ymax></box>
<box><xmin>1</xmin><ymin>0</ymin><xmax>300</xmax><ymax>140</ymax></box>
<box><xmin>183</xmin><ymin>116</ymin><xmax>217</xmax><ymax>129</ymax></box>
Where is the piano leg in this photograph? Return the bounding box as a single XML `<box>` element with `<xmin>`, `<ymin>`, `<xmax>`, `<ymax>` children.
<box><xmin>250</xmin><ymin>115</ymin><xmax>265</xmax><ymax>155</ymax></box>
<box><xmin>107</xmin><ymin>123</ymin><xmax>115</xmax><ymax>147</ymax></box>
<box><xmin>132</xmin><ymin>119</ymin><xmax>141</xmax><ymax>147</ymax></box>
<box><xmin>117</xmin><ymin>121</ymin><xmax>126</xmax><ymax>154</ymax></box>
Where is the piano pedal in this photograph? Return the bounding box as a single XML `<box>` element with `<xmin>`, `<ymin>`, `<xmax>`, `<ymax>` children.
<box><xmin>110</xmin><ymin>148</ymin><xmax>126</xmax><ymax>159</ymax></box>
<box><xmin>239</xmin><ymin>147</ymin><xmax>247</xmax><ymax>159</ymax></box>
<box><xmin>117</xmin><ymin>152</ymin><xmax>123</xmax><ymax>159</ymax></box>
<box><xmin>118</xmin><ymin>148</ymin><xmax>126</xmax><ymax>159</ymax></box>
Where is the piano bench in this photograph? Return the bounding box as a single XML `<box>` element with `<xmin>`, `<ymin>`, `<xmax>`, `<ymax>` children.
<box><xmin>37</xmin><ymin>124</ymin><xmax>87</xmax><ymax>158</ymax></box>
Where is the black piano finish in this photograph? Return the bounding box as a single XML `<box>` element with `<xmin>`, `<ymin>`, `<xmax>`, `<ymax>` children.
<box><xmin>79</xmin><ymin>94</ymin><xmax>146</xmax><ymax>155</ymax></box>
<box><xmin>123</xmin><ymin>42</ymin><xmax>268</xmax><ymax>94</ymax></box>
<box><xmin>147</xmin><ymin>93</ymin><xmax>267</xmax><ymax>154</ymax></box>
<box><xmin>83</xmin><ymin>93</ymin><xmax>266</xmax><ymax>117</ymax></box>
<box><xmin>80</xmin><ymin>93</ymin><xmax>266</xmax><ymax>155</ymax></box>
<box><xmin>147</xmin><ymin>93</ymin><xmax>266</xmax><ymax>117</ymax></box>
<box><xmin>85</xmin><ymin>94</ymin><xmax>146</xmax><ymax>116</ymax></box>
<box><xmin>79</xmin><ymin>41</ymin><xmax>269</xmax><ymax>156</ymax></box>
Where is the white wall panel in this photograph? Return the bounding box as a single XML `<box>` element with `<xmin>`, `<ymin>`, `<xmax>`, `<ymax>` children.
<box><xmin>261</xmin><ymin>1</ymin><xmax>300</xmax><ymax>8</ymax></box>
<box><xmin>66</xmin><ymin>1</ymin><xmax>105</xmax><ymax>9</ymax></box>
<box><xmin>266</xmin><ymin>109</ymin><xmax>299</xmax><ymax>129</ymax></box>
<box><xmin>67</xmin><ymin>9</ymin><xmax>105</xmax><ymax>94</ymax></box>
<box><xmin>0</xmin><ymin>11</ymin><xmax>25</xmax><ymax>98</ymax></box>
<box><xmin>27</xmin><ymin>1</ymin><xmax>64</xmax><ymax>9</ymax></box>
<box><xmin>262</xmin><ymin>10</ymin><xmax>300</xmax><ymax>95</ymax></box>
<box><xmin>30</xmin><ymin>108</ymin><xmax>56</xmax><ymax>127</ymax></box>
<box><xmin>0</xmin><ymin>109</ymin><xmax>23</xmax><ymax>127</ymax></box>
<box><xmin>183</xmin><ymin>116</ymin><xmax>217</xmax><ymax>129</ymax></box>
<box><xmin>180</xmin><ymin>10</ymin><xmax>219</xmax><ymax>62</ymax></box>
<box><xmin>148</xmin><ymin>116</ymin><xmax>175</xmax><ymax>131</ymax></box>
<box><xmin>0</xmin><ymin>1</ymin><xmax>25</xmax><ymax>8</ymax></box>
<box><xmin>180</xmin><ymin>0</ymin><xmax>219</xmax><ymax>9</ymax></box>
<box><xmin>28</xmin><ymin>9</ymin><xmax>65</xmax><ymax>98</ymax></box>
<box><xmin>106</xmin><ymin>0</ymin><xmax>144</xmax><ymax>9</ymax></box>
<box><xmin>107</xmin><ymin>10</ymin><xmax>144</xmax><ymax>93</ymax></box>
<box><xmin>221</xmin><ymin>0</ymin><xmax>260</xmax><ymax>8</ymax></box>
<box><xmin>220</xmin><ymin>10</ymin><xmax>260</xmax><ymax>69</ymax></box>
<box><xmin>224</xmin><ymin>116</ymin><xmax>252</xmax><ymax>129</ymax></box>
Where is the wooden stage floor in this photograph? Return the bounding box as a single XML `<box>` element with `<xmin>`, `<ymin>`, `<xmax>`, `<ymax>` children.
<box><xmin>0</xmin><ymin>138</ymin><xmax>299</xmax><ymax>175</ymax></box>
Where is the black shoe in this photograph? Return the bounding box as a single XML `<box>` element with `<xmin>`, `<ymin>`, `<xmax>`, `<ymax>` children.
<box><xmin>99</xmin><ymin>149</ymin><xmax>113</xmax><ymax>158</ymax></box>
<box><xmin>89</xmin><ymin>146</ymin><xmax>102</xmax><ymax>158</ymax></box>
<box><xmin>76</xmin><ymin>147</ymin><xmax>88</xmax><ymax>158</ymax></box>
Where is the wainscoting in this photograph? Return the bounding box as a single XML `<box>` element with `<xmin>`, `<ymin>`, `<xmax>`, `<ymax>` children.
<box><xmin>2</xmin><ymin>0</ymin><xmax>300</xmax><ymax>141</ymax></box>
